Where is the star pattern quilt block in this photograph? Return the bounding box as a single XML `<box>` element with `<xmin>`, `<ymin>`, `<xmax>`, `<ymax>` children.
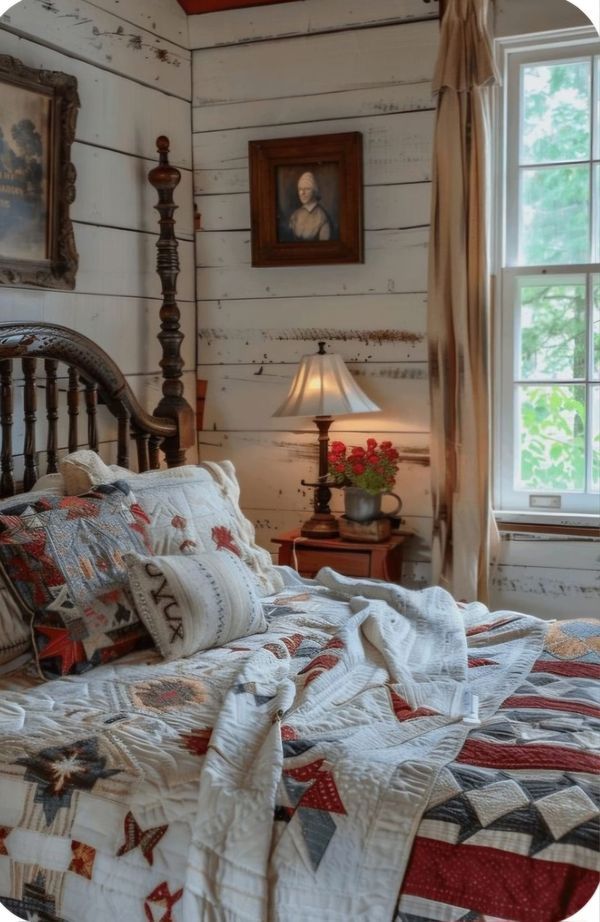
<box><xmin>0</xmin><ymin>482</ymin><xmax>153</xmax><ymax>678</ymax></box>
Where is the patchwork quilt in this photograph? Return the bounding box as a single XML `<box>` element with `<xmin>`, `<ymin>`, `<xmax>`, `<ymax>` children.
<box><xmin>0</xmin><ymin>575</ymin><xmax>597</xmax><ymax>922</ymax></box>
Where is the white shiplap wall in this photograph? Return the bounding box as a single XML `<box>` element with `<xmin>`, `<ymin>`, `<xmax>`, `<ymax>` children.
<box><xmin>191</xmin><ymin>0</ymin><xmax>599</xmax><ymax>617</ymax></box>
<box><xmin>0</xmin><ymin>0</ymin><xmax>196</xmax><ymax>471</ymax></box>
<box><xmin>192</xmin><ymin>0</ymin><xmax>441</xmax><ymax>588</ymax></box>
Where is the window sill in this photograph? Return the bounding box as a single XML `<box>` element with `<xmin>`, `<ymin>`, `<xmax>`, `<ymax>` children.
<box><xmin>495</xmin><ymin>511</ymin><xmax>600</xmax><ymax>539</ymax></box>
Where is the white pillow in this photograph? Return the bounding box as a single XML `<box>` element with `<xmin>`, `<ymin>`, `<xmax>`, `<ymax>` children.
<box><xmin>124</xmin><ymin>551</ymin><xmax>267</xmax><ymax>659</ymax></box>
<box><xmin>59</xmin><ymin>451</ymin><xmax>284</xmax><ymax>595</ymax></box>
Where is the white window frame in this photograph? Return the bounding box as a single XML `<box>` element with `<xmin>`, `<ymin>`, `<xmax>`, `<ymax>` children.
<box><xmin>494</xmin><ymin>28</ymin><xmax>600</xmax><ymax>524</ymax></box>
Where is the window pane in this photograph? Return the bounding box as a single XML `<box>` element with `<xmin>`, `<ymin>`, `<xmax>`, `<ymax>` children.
<box><xmin>519</xmin><ymin>165</ymin><xmax>590</xmax><ymax>264</ymax></box>
<box><xmin>594</xmin><ymin>55</ymin><xmax>600</xmax><ymax>161</ymax></box>
<box><xmin>593</xmin><ymin>164</ymin><xmax>599</xmax><ymax>263</ymax></box>
<box><xmin>521</xmin><ymin>60</ymin><xmax>591</xmax><ymax>165</ymax></box>
<box><xmin>518</xmin><ymin>281</ymin><xmax>586</xmax><ymax>380</ymax></box>
<box><xmin>517</xmin><ymin>384</ymin><xmax>586</xmax><ymax>491</ymax></box>
<box><xmin>594</xmin><ymin>275</ymin><xmax>600</xmax><ymax>380</ymax></box>
<box><xmin>592</xmin><ymin>385</ymin><xmax>600</xmax><ymax>493</ymax></box>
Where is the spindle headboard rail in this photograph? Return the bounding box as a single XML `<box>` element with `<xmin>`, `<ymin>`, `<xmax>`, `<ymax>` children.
<box><xmin>0</xmin><ymin>137</ymin><xmax>195</xmax><ymax>498</ymax></box>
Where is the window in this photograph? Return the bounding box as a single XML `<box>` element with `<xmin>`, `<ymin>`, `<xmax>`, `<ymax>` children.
<box><xmin>496</xmin><ymin>33</ymin><xmax>600</xmax><ymax>517</ymax></box>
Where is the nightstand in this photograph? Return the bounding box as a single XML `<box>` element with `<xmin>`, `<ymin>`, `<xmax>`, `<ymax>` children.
<box><xmin>272</xmin><ymin>529</ymin><xmax>409</xmax><ymax>581</ymax></box>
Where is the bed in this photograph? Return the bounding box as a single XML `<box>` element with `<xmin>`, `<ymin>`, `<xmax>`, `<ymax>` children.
<box><xmin>0</xmin><ymin>139</ymin><xmax>597</xmax><ymax>922</ymax></box>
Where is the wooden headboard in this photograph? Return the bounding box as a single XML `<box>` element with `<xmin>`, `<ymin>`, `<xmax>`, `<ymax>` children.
<box><xmin>0</xmin><ymin>137</ymin><xmax>195</xmax><ymax>498</ymax></box>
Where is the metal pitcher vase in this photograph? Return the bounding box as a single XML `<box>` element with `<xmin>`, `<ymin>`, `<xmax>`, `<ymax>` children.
<box><xmin>343</xmin><ymin>487</ymin><xmax>402</xmax><ymax>523</ymax></box>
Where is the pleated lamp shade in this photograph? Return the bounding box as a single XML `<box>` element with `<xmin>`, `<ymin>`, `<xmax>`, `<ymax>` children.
<box><xmin>273</xmin><ymin>351</ymin><xmax>380</xmax><ymax>418</ymax></box>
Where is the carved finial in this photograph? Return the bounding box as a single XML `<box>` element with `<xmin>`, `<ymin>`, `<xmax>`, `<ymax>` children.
<box><xmin>147</xmin><ymin>136</ymin><xmax>195</xmax><ymax>467</ymax></box>
<box><xmin>149</xmin><ymin>136</ymin><xmax>181</xmax><ymax>196</ymax></box>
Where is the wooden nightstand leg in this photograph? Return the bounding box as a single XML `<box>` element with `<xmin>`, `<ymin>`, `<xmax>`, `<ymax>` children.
<box><xmin>370</xmin><ymin>547</ymin><xmax>387</xmax><ymax>580</ymax></box>
<box><xmin>277</xmin><ymin>544</ymin><xmax>294</xmax><ymax>568</ymax></box>
<box><xmin>384</xmin><ymin>546</ymin><xmax>404</xmax><ymax>582</ymax></box>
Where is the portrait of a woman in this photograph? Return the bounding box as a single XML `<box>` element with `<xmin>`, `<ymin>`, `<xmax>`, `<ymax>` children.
<box><xmin>276</xmin><ymin>162</ymin><xmax>340</xmax><ymax>243</ymax></box>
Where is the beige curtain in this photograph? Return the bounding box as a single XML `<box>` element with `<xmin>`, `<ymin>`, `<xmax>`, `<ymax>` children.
<box><xmin>428</xmin><ymin>0</ymin><xmax>499</xmax><ymax>603</ymax></box>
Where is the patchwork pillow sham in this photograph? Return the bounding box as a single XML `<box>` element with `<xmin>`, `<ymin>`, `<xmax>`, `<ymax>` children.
<box><xmin>0</xmin><ymin>482</ymin><xmax>65</xmax><ymax>667</ymax></box>
<box><xmin>59</xmin><ymin>451</ymin><xmax>285</xmax><ymax>595</ymax></box>
<box><xmin>124</xmin><ymin>550</ymin><xmax>267</xmax><ymax>659</ymax></box>
<box><xmin>0</xmin><ymin>482</ymin><xmax>153</xmax><ymax>678</ymax></box>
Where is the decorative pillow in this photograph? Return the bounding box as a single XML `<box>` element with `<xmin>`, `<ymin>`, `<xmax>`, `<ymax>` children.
<box><xmin>0</xmin><ymin>578</ymin><xmax>30</xmax><ymax>666</ymax></box>
<box><xmin>124</xmin><ymin>551</ymin><xmax>267</xmax><ymax>659</ymax></box>
<box><xmin>0</xmin><ymin>482</ymin><xmax>66</xmax><ymax>667</ymax></box>
<box><xmin>59</xmin><ymin>451</ymin><xmax>284</xmax><ymax>595</ymax></box>
<box><xmin>0</xmin><ymin>482</ymin><xmax>153</xmax><ymax>677</ymax></box>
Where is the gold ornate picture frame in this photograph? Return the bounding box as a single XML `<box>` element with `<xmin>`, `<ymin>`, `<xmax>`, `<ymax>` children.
<box><xmin>0</xmin><ymin>55</ymin><xmax>79</xmax><ymax>289</ymax></box>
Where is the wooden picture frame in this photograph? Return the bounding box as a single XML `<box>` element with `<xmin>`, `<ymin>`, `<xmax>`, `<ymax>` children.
<box><xmin>0</xmin><ymin>55</ymin><xmax>80</xmax><ymax>290</ymax></box>
<box><xmin>249</xmin><ymin>132</ymin><xmax>363</xmax><ymax>267</ymax></box>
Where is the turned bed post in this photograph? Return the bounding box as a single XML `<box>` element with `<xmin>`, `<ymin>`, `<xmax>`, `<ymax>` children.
<box><xmin>148</xmin><ymin>136</ymin><xmax>196</xmax><ymax>468</ymax></box>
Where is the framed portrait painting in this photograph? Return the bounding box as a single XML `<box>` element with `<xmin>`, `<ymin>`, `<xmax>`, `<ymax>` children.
<box><xmin>249</xmin><ymin>132</ymin><xmax>363</xmax><ymax>267</ymax></box>
<box><xmin>0</xmin><ymin>55</ymin><xmax>79</xmax><ymax>289</ymax></box>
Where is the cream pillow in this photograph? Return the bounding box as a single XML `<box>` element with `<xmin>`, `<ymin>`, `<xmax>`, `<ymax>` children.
<box><xmin>59</xmin><ymin>451</ymin><xmax>284</xmax><ymax>595</ymax></box>
<box><xmin>59</xmin><ymin>449</ymin><xmax>116</xmax><ymax>495</ymax></box>
<box><xmin>124</xmin><ymin>551</ymin><xmax>267</xmax><ymax>659</ymax></box>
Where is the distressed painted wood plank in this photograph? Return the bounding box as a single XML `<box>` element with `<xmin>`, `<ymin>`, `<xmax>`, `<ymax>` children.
<box><xmin>197</xmin><ymin>293</ymin><xmax>428</xmax><ymax>364</ymax></box>
<box><xmin>72</xmin><ymin>145</ymin><xmax>194</xmax><ymax>238</ymax></box>
<box><xmin>195</xmin><ymin>182</ymin><xmax>431</xmax><ymax>233</ymax></box>
<box><xmin>73</xmin><ymin>224</ymin><xmax>195</xmax><ymax>301</ymax></box>
<box><xmin>195</xmin><ymin>228</ymin><xmax>428</xmax><ymax>300</ymax></box>
<box><xmin>490</xmin><ymin>565</ymin><xmax>600</xmax><ymax>621</ymax></box>
<box><xmin>87</xmin><ymin>0</ymin><xmax>189</xmax><ymax>46</ymax></box>
<box><xmin>198</xmin><ymin>429</ymin><xmax>430</xmax><ymax>513</ymax></box>
<box><xmin>495</xmin><ymin>0</ymin><xmax>589</xmax><ymax>38</ymax></box>
<box><xmin>192</xmin><ymin>80</ymin><xmax>434</xmax><ymax>134</ymax></box>
<box><xmin>197</xmin><ymin>362</ymin><xmax>429</xmax><ymax>433</ymax></box>
<box><xmin>1</xmin><ymin>0</ymin><xmax>191</xmax><ymax>98</ymax></box>
<box><xmin>192</xmin><ymin>21</ymin><xmax>438</xmax><ymax>106</ymax></box>
<box><xmin>496</xmin><ymin>534</ymin><xmax>600</xmax><ymax>571</ymax></box>
<box><xmin>188</xmin><ymin>0</ymin><xmax>440</xmax><ymax>49</ymax></box>
<box><xmin>193</xmin><ymin>111</ymin><xmax>434</xmax><ymax>194</ymax></box>
<box><xmin>0</xmin><ymin>291</ymin><xmax>196</xmax><ymax>376</ymax></box>
<box><xmin>0</xmin><ymin>30</ymin><xmax>193</xmax><ymax>167</ymax></box>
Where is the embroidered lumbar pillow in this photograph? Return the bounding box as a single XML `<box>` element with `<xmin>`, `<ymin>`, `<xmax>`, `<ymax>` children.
<box><xmin>0</xmin><ymin>482</ymin><xmax>153</xmax><ymax>677</ymax></box>
<box><xmin>124</xmin><ymin>551</ymin><xmax>267</xmax><ymax>659</ymax></box>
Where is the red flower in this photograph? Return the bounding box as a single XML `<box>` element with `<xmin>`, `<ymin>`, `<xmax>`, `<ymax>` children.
<box><xmin>327</xmin><ymin>437</ymin><xmax>400</xmax><ymax>493</ymax></box>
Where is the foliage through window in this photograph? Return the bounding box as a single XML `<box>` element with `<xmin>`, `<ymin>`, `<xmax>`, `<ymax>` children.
<box><xmin>498</xmin><ymin>35</ymin><xmax>600</xmax><ymax>516</ymax></box>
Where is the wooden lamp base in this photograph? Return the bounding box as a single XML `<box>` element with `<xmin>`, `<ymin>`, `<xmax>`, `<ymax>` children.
<box><xmin>300</xmin><ymin>511</ymin><xmax>339</xmax><ymax>539</ymax></box>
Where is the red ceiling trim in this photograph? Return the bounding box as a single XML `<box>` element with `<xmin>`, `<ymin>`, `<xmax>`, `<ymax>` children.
<box><xmin>177</xmin><ymin>0</ymin><xmax>296</xmax><ymax>14</ymax></box>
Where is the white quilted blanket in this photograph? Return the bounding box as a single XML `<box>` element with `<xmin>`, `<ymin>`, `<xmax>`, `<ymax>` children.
<box><xmin>182</xmin><ymin>568</ymin><xmax>547</xmax><ymax>922</ymax></box>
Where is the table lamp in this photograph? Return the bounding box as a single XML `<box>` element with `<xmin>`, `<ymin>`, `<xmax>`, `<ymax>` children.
<box><xmin>273</xmin><ymin>342</ymin><xmax>380</xmax><ymax>538</ymax></box>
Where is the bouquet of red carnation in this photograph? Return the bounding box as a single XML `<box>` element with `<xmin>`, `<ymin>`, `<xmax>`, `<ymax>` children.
<box><xmin>327</xmin><ymin>438</ymin><xmax>400</xmax><ymax>494</ymax></box>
